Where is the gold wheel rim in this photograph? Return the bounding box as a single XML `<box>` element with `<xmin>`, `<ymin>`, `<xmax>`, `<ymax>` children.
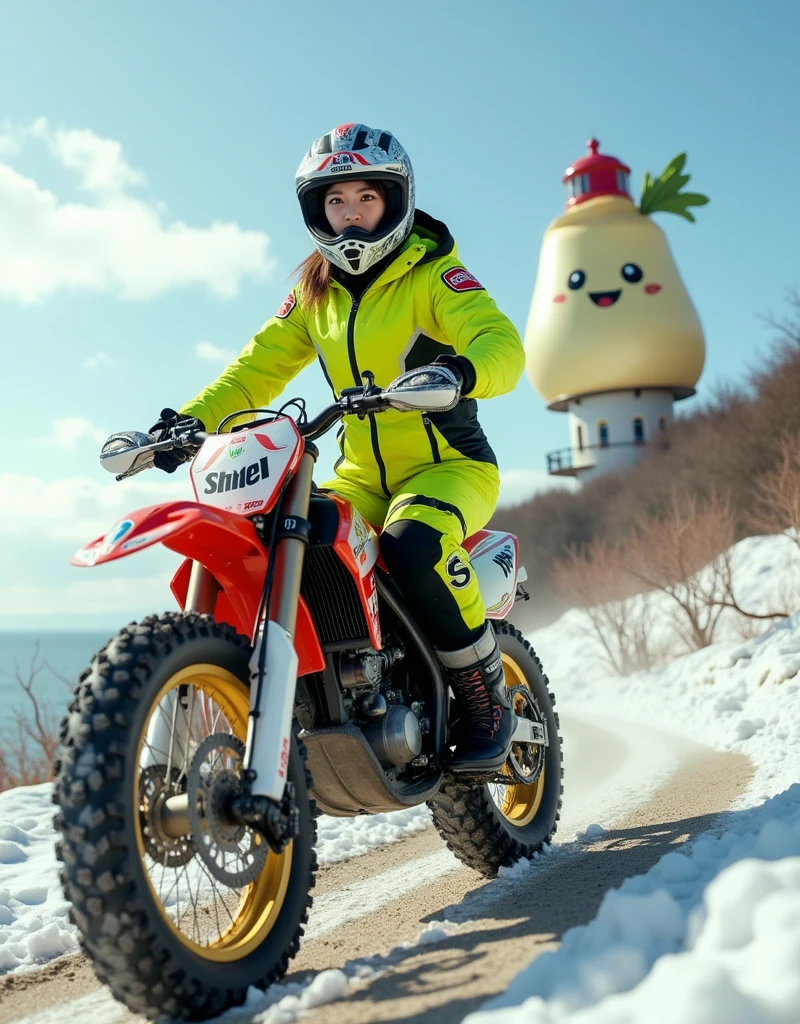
<box><xmin>494</xmin><ymin>652</ymin><xmax>546</xmax><ymax>828</ymax></box>
<box><xmin>134</xmin><ymin>663</ymin><xmax>292</xmax><ymax>961</ymax></box>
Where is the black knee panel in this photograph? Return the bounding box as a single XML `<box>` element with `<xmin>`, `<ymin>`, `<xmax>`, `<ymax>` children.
<box><xmin>380</xmin><ymin>519</ymin><xmax>481</xmax><ymax>650</ymax></box>
<box><xmin>380</xmin><ymin>519</ymin><xmax>443</xmax><ymax>585</ymax></box>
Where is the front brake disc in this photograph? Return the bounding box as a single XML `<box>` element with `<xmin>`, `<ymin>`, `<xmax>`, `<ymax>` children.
<box><xmin>187</xmin><ymin>733</ymin><xmax>269</xmax><ymax>887</ymax></box>
<box><xmin>139</xmin><ymin>765</ymin><xmax>196</xmax><ymax>868</ymax></box>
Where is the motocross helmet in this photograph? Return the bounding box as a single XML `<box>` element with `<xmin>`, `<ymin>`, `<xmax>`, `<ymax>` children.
<box><xmin>295</xmin><ymin>123</ymin><xmax>415</xmax><ymax>276</ymax></box>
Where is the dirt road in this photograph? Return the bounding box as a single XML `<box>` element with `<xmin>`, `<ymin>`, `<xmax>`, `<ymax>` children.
<box><xmin>0</xmin><ymin>714</ymin><xmax>753</xmax><ymax>1024</ymax></box>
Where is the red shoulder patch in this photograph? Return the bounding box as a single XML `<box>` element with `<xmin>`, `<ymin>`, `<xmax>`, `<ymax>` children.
<box><xmin>442</xmin><ymin>267</ymin><xmax>484</xmax><ymax>293</ymax></box>
<box><xmin>275</xmin><ymin>292</ymin><xmax>296</xmax><ymax>319</ymax></box>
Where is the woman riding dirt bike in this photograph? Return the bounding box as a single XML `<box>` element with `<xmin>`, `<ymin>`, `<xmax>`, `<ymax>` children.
<box><xmin>53</xmin><ymin>124</ymin><xmax>563</xmax><ymax>1021</ymax></box>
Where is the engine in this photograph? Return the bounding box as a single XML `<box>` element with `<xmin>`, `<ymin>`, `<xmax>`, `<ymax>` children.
<box><xmin>339</xmin><ymin>647</ymin><xmax>426</xmax><ymax>769</ymax></box>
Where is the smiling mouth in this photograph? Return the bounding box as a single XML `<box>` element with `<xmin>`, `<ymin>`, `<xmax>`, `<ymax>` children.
<box><xmin>589</xmin><ymin>290</ymin><xmax>621</xmax><ymax>308</ymax></box>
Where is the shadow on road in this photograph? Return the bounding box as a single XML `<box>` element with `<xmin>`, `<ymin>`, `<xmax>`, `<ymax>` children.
<box><xmin>300</xmin><ymin>767</ymin><xmax>751</xmax><ymax>1024</ymax></box>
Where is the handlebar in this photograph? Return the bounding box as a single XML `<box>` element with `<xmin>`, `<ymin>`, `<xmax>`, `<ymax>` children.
<box><xmin>109</xmin><ymin>366</ymin><xmax>455</xmax><ymax>480</ymax></box>
<box><xmin>300</xmin><ymin>389</ymin><xmax>387</xmax><ymax>441</ymax></box>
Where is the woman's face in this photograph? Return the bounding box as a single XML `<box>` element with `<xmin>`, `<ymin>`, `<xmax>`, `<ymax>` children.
<box><xmin>324</xmin><ymin>179</ymin><xmax>386</xmax><ymax>235</ymax></box>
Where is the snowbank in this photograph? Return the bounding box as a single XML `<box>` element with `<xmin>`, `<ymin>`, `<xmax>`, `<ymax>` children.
<box><xmin>532</xmin><ymin>536</ymin><xmax>800</xmax><ymax>804</ymax></box>
<box><xmin>467</xmin><ymin>785</ymin><xmax>800</xmax><ymax>1024</ymax></box>
<box><xmin>0</xmin><ymin>784</ymin><xmax>75</xmax><ymax>972</ymax></box>
<box><xmin>466</xmin><ymin>533</ymin><xmax>800</xmax><ymax>1024</ymax></box>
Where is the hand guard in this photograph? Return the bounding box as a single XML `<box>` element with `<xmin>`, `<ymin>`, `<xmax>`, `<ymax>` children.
<box><xmin>382</xmin><ymin>364</ymin><xmax>462</xmax><ymax>413</ymax></box>
<box><xmin>149</xmin><ymin>407</ymin><xmax>205</xmax><ymax>474</ymax></box>
<box><xmin>433</xmin><ymin>354</ymin><xmax>476</xmax><ymax>396</ymax></box>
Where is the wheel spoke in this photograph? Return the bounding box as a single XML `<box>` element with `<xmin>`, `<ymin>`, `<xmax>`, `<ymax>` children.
<box><xmin>133</xmin><ymin>663</ymin><xmax>292</xmax><ymax>959</ymax></box>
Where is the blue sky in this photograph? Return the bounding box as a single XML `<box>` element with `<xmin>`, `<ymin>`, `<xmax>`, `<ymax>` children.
<box><xmin>1</xmin><ymin>0</ymin><xmax>798</xmax><ymax>629</ymax></box>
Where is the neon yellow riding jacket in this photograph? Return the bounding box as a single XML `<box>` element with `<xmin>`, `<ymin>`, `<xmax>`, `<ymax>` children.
<box><xmin>181</xmin><ymin>212</ymin><xmax>525</xmax><ymax>498</ymax></box>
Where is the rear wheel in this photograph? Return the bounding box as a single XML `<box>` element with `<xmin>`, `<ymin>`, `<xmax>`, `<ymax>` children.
<box><xmin>53</xmin><ymin>612</ymin><xmax>317</xmax><ymax>1021</ymax></box>
<box><xmin>428</xmin><ymin>621</ymin><xmax>563</xmax><ymax>877</ymax></box>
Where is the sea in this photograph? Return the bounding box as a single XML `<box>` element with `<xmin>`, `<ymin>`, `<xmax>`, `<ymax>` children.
<box><xmin>0</xmin><ymin>631</ymin><xmax>115</xmax><ymax>733</ymax></box>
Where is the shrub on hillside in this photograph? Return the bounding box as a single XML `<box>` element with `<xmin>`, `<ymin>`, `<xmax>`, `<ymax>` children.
<box><xmin>553</xmin><ymin>489</ymin><xmax>793</xmax><ymax>675</ymax></box>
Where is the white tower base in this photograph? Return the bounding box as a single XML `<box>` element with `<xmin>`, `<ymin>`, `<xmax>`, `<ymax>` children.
<box><xmin>547</xmin><ymin>389</ymin><xmax>675</xmax><ymax>482</ymax></box>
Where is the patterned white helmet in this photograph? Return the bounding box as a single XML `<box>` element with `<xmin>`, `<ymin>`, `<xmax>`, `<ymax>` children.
<box><xmin>296</xmin><ymin>123</ymin><xmax>415</xmax><ymax>276</ymax></box>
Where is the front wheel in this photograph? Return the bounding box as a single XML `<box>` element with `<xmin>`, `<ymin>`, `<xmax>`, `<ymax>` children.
<box><xmin>428</xmin><ymin>620</ymin><xmax>563</xmax><ymax>877</ymax></box>
<box><xmin>53</xmin><ymin>612</ymin><xmax>317</xmax><ymax>1021</ymax></box>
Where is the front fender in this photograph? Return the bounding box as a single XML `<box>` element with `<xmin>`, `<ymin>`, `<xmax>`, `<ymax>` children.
<box><xmin>72</xmin><ymin>501</ymin><xmax>264</xmax><ymax>567</ymax></box>
<box><xmin>72</xmin><ymin>501</ymin><xmax>326</xmax><ymax>677</ymax></box>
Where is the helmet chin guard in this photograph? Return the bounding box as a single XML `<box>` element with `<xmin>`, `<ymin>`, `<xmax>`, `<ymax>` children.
<box><xmin>296</xmin><ymin>123</ymin><xmax>415</xmax><ymax>275</ymax></box>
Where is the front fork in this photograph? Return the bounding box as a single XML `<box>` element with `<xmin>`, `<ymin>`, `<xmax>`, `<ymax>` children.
<box><xmin>155</xmin><ymin>444</ymin><xmax>315</xmax><ymax>844</ymax></box>
<box><xmin>242</xmin><ymin>445</ymin><xmax>316</xmax><ymax>799</ymax></box>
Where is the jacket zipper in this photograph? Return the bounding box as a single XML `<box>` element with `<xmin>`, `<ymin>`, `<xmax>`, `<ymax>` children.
<box><xmin>334</xmin><ymin>424</ymin><xmax>345</xmax><ymax>471</ymax></box>
<box><xmin>422</xmin><ymin>416</ymin><xmax>442</xmax><ymax>463</ymax></box>
<box><xmin>346</xmin><ymin>296</ymin><xmax>362</xmax><ymax>387</ymax></box>
<box><xmin>346</xmin><ymin>293</ymin><xmax>391</xmax><ymax>497</ymax></box>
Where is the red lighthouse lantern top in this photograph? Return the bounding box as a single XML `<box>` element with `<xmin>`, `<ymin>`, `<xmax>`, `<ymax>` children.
<box><xmin>563</xmin><ymin>139</ymin><xmax>632</xmax><ymax>208</ymax></box>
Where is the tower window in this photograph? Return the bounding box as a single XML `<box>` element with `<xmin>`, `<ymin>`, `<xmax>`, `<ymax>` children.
<box><xmin>598</xmin><ymin>421</ymin><xmax>610</xmax><ymax>447</ymax></box>
<box><xmin>577</xmin><ymin>425</ymin><xmax>584</xmax><ymax>451</ymax></box>
<box><xmin>633</xmin><ymin>417</ymin><xmax>645</xmax><ymax>444</ymax></box>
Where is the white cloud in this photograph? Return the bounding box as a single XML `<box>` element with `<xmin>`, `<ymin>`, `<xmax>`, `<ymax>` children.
<box><xmin>0</xmin><ymin>125</ymin><xmax>22</xmax><ymax>159</ymax></box>
<box><xmin>498</xmin><ymin>468</ymin><xmax>578</xmax><ymax>508</ymax></box>
<box><xmin>0</xmin><ymin>119</ymin><xmax>274</xmax><ymax>303</ymax></box>
<box><xmin>35</xmin><ymin>416</ymin><xmax>107</xmax><ymax>450</ymax></box>
<box><xmin>32</xmin><ymin>118</ymin><xmax>145</xmax><ymax>196</ymax></box>
<box><xmin>0</xmin><ymin>472</ymin><xmax>189</xmax><ymax>541</ymax></box>
<box><xmin>196</xmin><ymin>340</ymin><xmax>237</xmax><ymax>363</ymax></box>
<box><xmin>83</xmin><ymin>350</ymin><xmax>115</xmax><ymax>371</ymax></box>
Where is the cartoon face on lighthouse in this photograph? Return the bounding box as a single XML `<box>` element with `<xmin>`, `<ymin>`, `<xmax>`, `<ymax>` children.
<box><xmin>526</xmin><ymin>141</ymin><xmax>708</xmax><ymax>408</ymax></box>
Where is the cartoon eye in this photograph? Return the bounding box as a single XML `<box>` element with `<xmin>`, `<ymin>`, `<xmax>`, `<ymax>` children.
<box><xmin>621</xmin><ymin>263</ymin><xmax>643</xmax><ymax>283</ymax></box>
<box><xmin>568</xmin><ymin>270</ymin><xmax>586</xmax><ymax>290</ymax></box>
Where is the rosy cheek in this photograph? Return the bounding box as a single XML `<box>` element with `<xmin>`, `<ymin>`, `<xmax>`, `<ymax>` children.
<box><xmin>645</xmin><ymin>283</ymin><xmax>662</xmax><ymax>295</ymax></box>
<box><xmin>553</xmin><ymin>293</ymin><xmax>566</xmax><ymax>303</ymax></box>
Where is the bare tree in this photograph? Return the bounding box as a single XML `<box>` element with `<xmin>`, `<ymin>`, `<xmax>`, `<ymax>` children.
<box><xmin>747</xmin><ymin>430</ymin><xmax>800</xmax><ymax>552</ymax></box>
<box><xmin>552</xmin><ymin>537</ymin><xmax>656</xmax><ymax>677</ymax></box>
<box><xmin>624</xmin><ymin>489</ymin><xmax>788</xmax><ymax>652</ymax></box>
<box><xmin>0</xmin><ymin>641</ymin><xmax>72</xmax><ymax>793</ymax></box>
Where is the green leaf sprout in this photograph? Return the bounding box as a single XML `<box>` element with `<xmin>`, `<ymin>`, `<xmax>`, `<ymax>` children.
<box><xmin>639</xmin><ymin>154</ymin><xmax>709</xmax><ymax>222</ymax></box>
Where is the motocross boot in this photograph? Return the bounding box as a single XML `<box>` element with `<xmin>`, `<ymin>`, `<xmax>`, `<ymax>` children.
<box><xmin>437</xmin><ymin>624</ymin><xmax>515</xmax><ymax>772</ymax></box>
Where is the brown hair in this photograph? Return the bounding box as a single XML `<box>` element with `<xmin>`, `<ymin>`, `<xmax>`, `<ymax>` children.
<box><xmin>295</xmin><ymin>250</ymin><xmax>332</xmax><ymax>310</ymax></box>
<box><xmin>295</xmin><ymin>180</ymin><xmax>388</xmax><ymax>310</ymax></box>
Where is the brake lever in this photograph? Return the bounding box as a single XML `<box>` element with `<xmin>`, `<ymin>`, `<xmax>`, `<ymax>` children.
<box><xmin>116</xmin><ymin>456</ymin><xmax>156</xmax><ymax>482</ymax></box>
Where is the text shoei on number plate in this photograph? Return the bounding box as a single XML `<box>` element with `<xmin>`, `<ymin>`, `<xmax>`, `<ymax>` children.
<box><xmin>190</xmin><ymin>418</ymin><xmax>303</xmax><ymax>516</ymax></box>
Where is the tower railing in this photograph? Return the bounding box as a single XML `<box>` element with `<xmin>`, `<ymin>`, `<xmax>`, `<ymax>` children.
<box><xmin>547</xmin><ymin>437</ymin><xmax>670</xmax><ymax>477</ymax></box>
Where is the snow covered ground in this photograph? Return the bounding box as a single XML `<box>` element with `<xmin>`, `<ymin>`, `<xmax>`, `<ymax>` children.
<box><xmin>2</xmin><ymin>532</ymin><xmax>800</xmax><ymax>1024</ymax></box>
<box><xmin>466</xmin><ymin>533</ymin><xmax>800</xmax><ymax>1024</ymax></box>
<box><xmin>0</xmin><ymin>787</ymin><xmax>433</xmax><ymax>975</ymax></box>
<box><xmin>0</xmin><ymin>710</ymin><xmax>683</xmax><ymax>978</ymax></box>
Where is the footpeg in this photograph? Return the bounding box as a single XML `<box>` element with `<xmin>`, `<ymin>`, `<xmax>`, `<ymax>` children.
<box><xmin>511</xmin><ymin>715</ymin><xmax>548</xmax><ymax>746</ymax></box>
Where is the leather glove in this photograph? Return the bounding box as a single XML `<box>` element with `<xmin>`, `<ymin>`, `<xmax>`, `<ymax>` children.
<box><xmin>149</xmin><ymin>407</ymin><xmax>205</xmax><ymax>474</ymax></box>
<box><xmin>433</xmin><ymin>354</ymin><xmax>476</xmax><ymax>396</ymax></box>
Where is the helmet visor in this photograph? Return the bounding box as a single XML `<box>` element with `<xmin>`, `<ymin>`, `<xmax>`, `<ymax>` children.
<box><xmin>298</xmin><ymin>171</ymin><xmax>409</xmax><ymax>245</ymax></box>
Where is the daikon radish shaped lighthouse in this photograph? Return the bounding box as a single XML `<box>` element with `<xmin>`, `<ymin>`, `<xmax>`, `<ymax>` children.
<box><xmin>525</xmin><ymin>140</ymin><xmax>708</xmax><ymax>481</ymax></box>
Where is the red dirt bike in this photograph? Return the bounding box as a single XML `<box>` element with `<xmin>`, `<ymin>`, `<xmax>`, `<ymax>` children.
<box><xmin>53</xmin><ymin>368</ymin><xmax>562</xmax><ymax>1021</ymax></box>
